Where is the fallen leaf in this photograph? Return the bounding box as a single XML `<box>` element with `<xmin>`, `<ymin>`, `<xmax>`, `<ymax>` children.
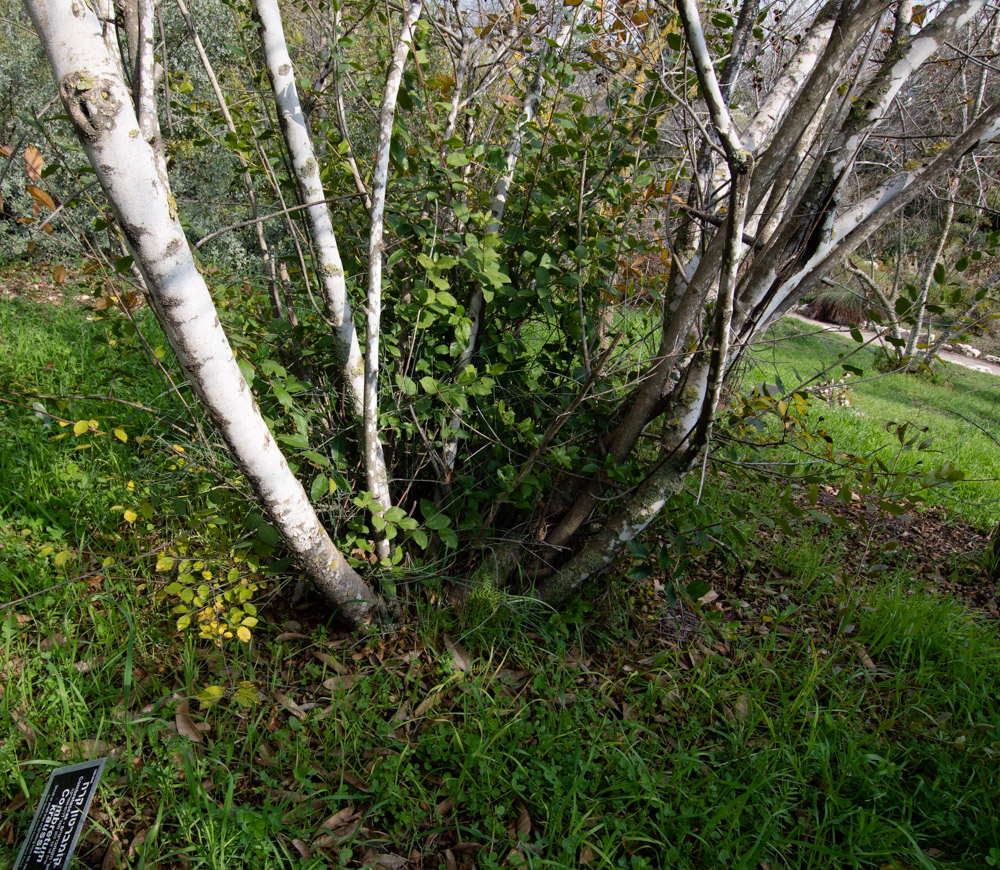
<box><xmin>515</xmin><ymin>802</ymin><xmax>531</xmax><ymax>837</ymax></box>
<box><xmin>101</xmin><ymin>840</ymin><xmax>122</xmax><ymax>870</ymax></box>
<box><xmin>413</xmin><ymin>691</ymin><xmax>441</xmax><ymax>718</ymax></box>
<box><xmin>60</xmin><ymin>739</ymin><xmax>111</xmax><ymax>760</ymax></box>
<box><xmin>290</xmin><ymin>839</ymin><xmax>312</xmax><ymax>860</ymax></box>
<box><xmin>312</xmin><ymin>649</ymin><xmax>349</xmax><ymax>674</ymax></box>
<box><xmin>444</xmin><ymin>634</ymin><xmax>470</xmax><ymax>671</ymax></box>
<box><xmin>175</xmin><ymin>701</ymin><xmax>205</xmax><ymax>743</ymax></box>
<box><xmin>128</xmin><ymin>828</ymin><xmax>149</xmax><ymax>858</ymax></box>
<box><xmin>320</xmin><ymin>806</ymin><xmax>358</xmax><ymax>831</ymax></box>
<box><xmin>323</xmin><ymin>674</ymin><xmax>359</xmax><ymax>692</ymax></box>
<box><xmin>854</xmin><ymin>643</ymin><xmax>877</xmax><ymax>671</ymax></box>
<box><xmin>340</xmin><ymin>770</ymin><xmax>371</xmax><ymax>792</ymax></box>
<box><xmin>274</xmin><ymin>692</ymin><xmax>307</xmax><ymax>719</ymax></box>
<box><xmin>580</xmin><ymin>844</ymin><xmax>599</xmax><ymax>864</ymax></box>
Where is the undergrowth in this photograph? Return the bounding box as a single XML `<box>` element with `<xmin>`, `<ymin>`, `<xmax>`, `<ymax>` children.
<box><xmin>2</xmin><ymin>298</ymin><xmax>1000</xmax><ymax>869</ymax></box>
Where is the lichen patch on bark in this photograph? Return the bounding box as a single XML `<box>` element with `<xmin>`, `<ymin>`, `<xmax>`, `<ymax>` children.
<box><xmin>60</xmin><ymin>72</ymin><xmax>121</xmax><ymax>140</ymax></box>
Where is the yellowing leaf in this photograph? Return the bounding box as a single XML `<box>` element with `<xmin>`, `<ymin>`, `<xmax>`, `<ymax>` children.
<box><xmin>233</xmin><ymin>681</ymin><xmax>261</xmax><ymax>707</ymax></box>
<box><xmin>26</xmin><ymin>185</ymin><xmax>55</xmax><ymax>210</ymax></box>
<box><xmin>236</xmin><ymin>625</ymin><xmax>252</xmax><ymax>643</ymax></box>
<box><xmin>123</xmin><ymin>509</ymin><xmax>138</xmax><ymax>524</ymax></box>
<box><xmin>196</xmin><ymin>685</ymin><xmax>225</xmax><ymax>710</ymax></box>
<box><xmin>156</xmin><ymin>554</ymin><xmax>175</xmax><ymax>572</ymax></box>
<box><xmin>176</xmin><ymin>613</ymin><xmax>191</xmax><ymax>630</ymax></box>
<box><xmin>114</xmin><ymin>427</ymin><xmax>127</xmax><ymax>442</ymax></box>
<box><xmin>54</xmin><ymin>550</ymin><xmax>72</xmax><ymax>567</ymax></box>
<box><xmin>24</xmin><ymin>144</ymin><xmax>43</xmax><ymax>183</ymax></box>
<box><xmin>73</xmin><ymin>420</ymin><xmax>89</xmax><ymax>436</ymax></box>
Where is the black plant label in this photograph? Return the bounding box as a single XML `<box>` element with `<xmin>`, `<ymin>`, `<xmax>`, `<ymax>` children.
<box><xmin>13</xmin><ymin>758</ymin><xmax>107</xmax><ymax>870</ymax></box>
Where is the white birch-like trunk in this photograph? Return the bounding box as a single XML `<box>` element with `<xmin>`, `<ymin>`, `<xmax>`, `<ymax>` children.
<box><xmin>26</xmin><ymin>0</ymin><xmax>381</xmax><ymax>625</ymax></box>
<box><xmin>253</xmin><ymin>0</ymin><xmax>365</xmax><ymax>412</ymax></box>
<box><xmin>364</xmin><ymin>1</ymin><xmax>422</xmax><ymax>559</ymax></box>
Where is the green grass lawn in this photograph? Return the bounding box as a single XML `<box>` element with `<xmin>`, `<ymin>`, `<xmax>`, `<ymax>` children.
<box><xmin>741</xmin><ymin>317</ymin><xmax>1000</xmax><ymax>530</ymax></box>
<box><xmin>2</xmin><ymin>300</ymin><xmax>1000</xmax><ymax>869</ymax></box>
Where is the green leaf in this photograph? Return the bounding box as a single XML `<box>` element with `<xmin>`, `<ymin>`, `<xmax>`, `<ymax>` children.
<box><xmin>684</xmin><ymin>577</ymin><xmax>712</xmax><ymax>600</ymax></box>
<box><xmin>237</xmin><ymin>358</ymin><xmax>255</xmax><ymax>386</ymax></box>
<box><xmin>933</xmin><ymin>263</ymin><xmax>946</xmax><ymax>284</ymax></box>
<box><xmin>301</xmin><ymin>450</ymin><xmax>330</xmax><ymax>467</ymax></box>
<box><xmin>310</xmin><ymin>474</ymin><xmax>329</xmax><ymax>502</ymax></box>
<box><xmin>277</xmin><ymin>432</ymin><xmax>309</xmax><ymax>449</ymax></box>
<box><xmin>849</xmin><ymin>327</ymin><xmax>863</xmax><ymax>343</ymax></box>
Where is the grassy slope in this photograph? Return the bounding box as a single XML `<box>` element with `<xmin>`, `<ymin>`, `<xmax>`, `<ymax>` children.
<box><xmin>1</xmin><ymin>300</ymin><xmax>999</xmax><ymax>870</ymax></box>
<box><xmin>743</xmin><ymin>317</ymin><xmax>1000</xmax><ymax>529</ymax></box>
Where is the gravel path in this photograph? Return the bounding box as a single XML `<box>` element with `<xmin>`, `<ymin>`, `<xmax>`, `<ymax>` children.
<box><xmin>785</xmin><ymin>313</ymin><xmax>1000</xmax><ymax>378</ymax></box>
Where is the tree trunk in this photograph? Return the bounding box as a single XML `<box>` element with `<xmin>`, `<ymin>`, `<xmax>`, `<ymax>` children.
<box><xmin>26</xmin><ymin>0</ymin><xmax>382</xmax><ymax>625</ymax></box>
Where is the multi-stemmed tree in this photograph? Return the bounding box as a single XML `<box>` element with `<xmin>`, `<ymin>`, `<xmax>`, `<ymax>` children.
<box><xmin>22</xmin><ymin>0</ymin><xmax>1000</xmax><ymax>624</ymax></box>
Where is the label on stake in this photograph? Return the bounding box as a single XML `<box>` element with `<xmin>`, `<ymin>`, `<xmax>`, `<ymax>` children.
<box><xmin>13</xmin><ymin>758</ymin><xmax>107</xmax><ymax>870</ymax></box>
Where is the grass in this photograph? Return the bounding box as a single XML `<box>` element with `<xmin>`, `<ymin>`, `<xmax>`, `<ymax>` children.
<box><xmin>2</xmin><ymin>299</ymin><xmax>1000</xmax><ymax>869</ymax></box>
<box><xmin>740</xmin><ymin>317</ymin><xmax>1000</xmax><ymax>529</ymax></box>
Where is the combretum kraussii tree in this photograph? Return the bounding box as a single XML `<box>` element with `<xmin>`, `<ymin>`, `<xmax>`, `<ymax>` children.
<box><xmin>24</xmin><ymin>0</ymin><xmax>1000</xmax><ymax>624</ymax></box>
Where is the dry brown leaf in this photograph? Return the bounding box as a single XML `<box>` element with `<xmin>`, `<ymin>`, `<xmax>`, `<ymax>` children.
<box><xmin>579</xmin><ymin>844</ymin><xmax>599</xmax><ymax>864</ymax></box>
<box><xmin>101</xmin><ymin>840</ymin><xmax>123</xmax><ymax>870</ymax></box>
<box><xmin>275</xmin><ymin>631</ymin><xmax>309</xmax><ymax>641</ymax></box>
<box><xmin>24</xmin><ymin>145</ymin><xmax>43</xmax><ymax>183</ymax></box>
<box><xmin>323</xmin><ymin>674</ymin><xmax>359</xmax><ymax>692</ymax></box>
<box><xmin>128</xmin><ymin>828</ymin><xmax>149</xmax><ymax>858</ymax></box>
<box><xmin>372</xmin><ymin>853</ymin><xmax>407</xmax><ymax>868</ymax></box>
<box><xmin>60</xmin><ymin>739</ymin><xmax>110</xmax><ymax>760</ymax></box>
<box><xmin>413</xmin><ymin>691</ymin><xmax>441</xmax><ymax>719</ymax></box>
<box><xmin>320</xmin><ymin>806</ymin><xmax>358</xmax><ymax>831</ymax></box>
<box><xmin>515</xmin><ymin>802</ymin><xmax>531</xmax><ymax>837</ymax></box>
<box><xmin>26</xmin><ymin>185</ymin><xmax>55</xmax><ymax>211</ymax></box>
<box><xmin>0</xmin><ymin>143</ymin><xmax>12</xmax><ymax>158</ymax></box>
<box><xmin>273</xmin><ymin>692</ymin><xmax>307</xmax><ymax>719</ymax></box>
<box><xmin>290</xmin><ymin>839</ymin><xmax>312</xmax><ymax>860</ymax></box>
<box><xmin>12</xmin><ymin>707</ymin><xmax>36</xmax><ymax>748</ymax></box>
<box><xmin>854</xmin><ymin>643</ymin><xmax>877</xmax><ymax>671</ymax></box>
<box><xmin>444</xmin><ymin>634</ymin><xmax>470</xmax><ymax>671</ymax></box>
<box><xmin>444</xmin><ymin>849</ymin><xmax>458</xmax><ymax>870</ymax></box>
<box><xmin>435</xmin><ymin>796</ymin><xmax>454</xmax><ymax>815</ymax></box>
<box><xmin>53</xmin><ymin>265</ymin><xmax>67</xmax><ymax>285</ymax></box>
<box><xmin>312</xmin><ymin>649</ymin><xmax>349</xmax><ymax>674</ymax></box>
<box><xmin>340</xmin><ymin>770</ymin><xmax>371</xmax><ymax>792</ymax></box>
<box><xmin>40</xmin><ymin>633</ymin><xmax>67</xmax><ymax>649</ymax></box>
<box><xmin>175</xmin><ymin>701</ymin><xmax>205</xmax><ymax>744</ymax></box>
<box><xmin>505</xmin><ymin>847</ymin><xmax>525</xmax><ymax>866</ymax></box>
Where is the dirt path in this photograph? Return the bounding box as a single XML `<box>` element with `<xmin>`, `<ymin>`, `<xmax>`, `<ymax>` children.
<box><xmin>786</xmin><ymin>313</ymin><xmax>1000</xmax><ymax>378</ymax></box>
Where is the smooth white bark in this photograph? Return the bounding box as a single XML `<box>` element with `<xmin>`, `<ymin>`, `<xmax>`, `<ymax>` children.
<box><xmin>364</xmin><ymin>2</ymin><xmax>422</xmax><ymax>558</ymax></box>
<box><xmin>253</xmin><ymin>0</ymin><xmax>365</xmax><ymax>412</ymax></box>
<box><xmin>26</xmin><ymin>0</ymin><xmax>381</xmax><ymax>625</ymax></box>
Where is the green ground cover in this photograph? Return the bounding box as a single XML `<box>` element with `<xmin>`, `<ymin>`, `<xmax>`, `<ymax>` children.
<box><xmin>2</xmin><ymin>298</ymin><xmax>999</xmax><ymax>869</ymax></box>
